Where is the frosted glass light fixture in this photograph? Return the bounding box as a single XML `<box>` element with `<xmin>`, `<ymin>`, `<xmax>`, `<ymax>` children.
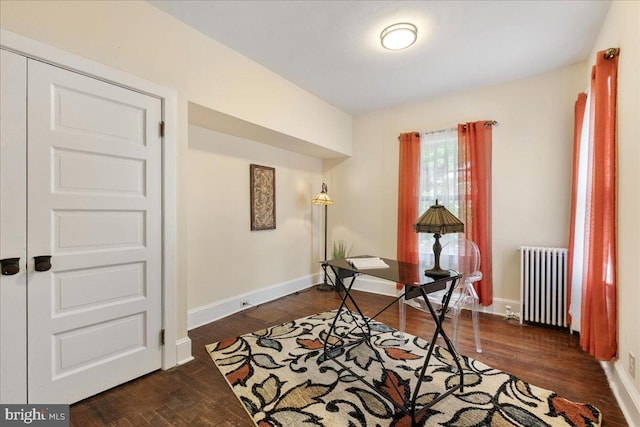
<box><xmin>380</xmin><ymin>23</ymin><xmax>417</xmax><ymax>50</ymax></box>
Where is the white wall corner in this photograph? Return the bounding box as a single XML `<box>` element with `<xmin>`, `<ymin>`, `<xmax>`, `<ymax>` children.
<box><xmin>187</xmin><ymin>275</ymin><xmax>318</xmax><ymax>330</ymax></box>
<box><xmin>601</xmin><ymin>360</ymin><xmax>640</xmax><ymax>426</ymax></box>
<box><xmin>175</xmin><ymin>337</ymin><xmax>194</xmax><ymax>365</ymax></box>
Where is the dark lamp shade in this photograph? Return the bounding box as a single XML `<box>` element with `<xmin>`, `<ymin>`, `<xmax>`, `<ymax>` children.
<box><xmin>414</xmin><ymin>200</ymin><xmax>464</xmax><ymax>278</ymax></box>
<box><xmin>414</xmin><ymin>200</ymin><xmax>464</xmax><ymax>234</ymax></box>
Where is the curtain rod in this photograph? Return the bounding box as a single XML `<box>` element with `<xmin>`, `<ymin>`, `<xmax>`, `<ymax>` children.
<box><xmin>459</xmin><ymin>120</ymin><xmax>499</xmax><ymax>130</ymax></box>
<box><xmin>396</xmin><ymin>132</ymin><xmax>420</xmax><ymax>140</ymax></box>
<box><xmin>397</xmin><ymin>121</ymin><xmax>499</xmax><ymax>140</ymax></box>
<box><xmin>422</xmin><ymin>127</ymin><xmax>457</xmax><ymax>136</ymax></box>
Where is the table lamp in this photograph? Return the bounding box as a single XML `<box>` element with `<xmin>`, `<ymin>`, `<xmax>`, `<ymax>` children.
<box><xmin>312</xmin><ymin>183</ymin><xmax>333</xmax><ymax>290</ymax></box>
<box><xmin>414</xmin><ymin>200</ymin><xmax>464</xmax><ymax>277</ymax></box>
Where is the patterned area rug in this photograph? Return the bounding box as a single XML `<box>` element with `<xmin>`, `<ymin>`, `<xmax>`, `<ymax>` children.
<box><xmin>207</xmin><ymin>310</ymin><xmax>601</xmax><ymax>427</ymax></box>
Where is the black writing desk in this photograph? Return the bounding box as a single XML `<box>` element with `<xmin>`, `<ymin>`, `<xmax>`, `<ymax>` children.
<box><xmin>321</xmin><ymin>256</ymin><xmax>464</xmax><ymax>425</ymax></box>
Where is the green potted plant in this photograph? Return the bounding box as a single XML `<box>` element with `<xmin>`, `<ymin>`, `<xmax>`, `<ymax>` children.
<box><xmin>332</xmin><ymin>240</ymin><xmax>355</xmax><ymax>287</ymax></box>
<box><xmin>332</xmin><ymin>240</ymin><xmax>353</xmax><ymax>260</ymax></box>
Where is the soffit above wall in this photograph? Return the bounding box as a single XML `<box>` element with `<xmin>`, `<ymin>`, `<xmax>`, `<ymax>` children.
<box><xmin>188</xmin><ymin>102</ymin><xmax>348</xmax><ymax>159</ymax></box>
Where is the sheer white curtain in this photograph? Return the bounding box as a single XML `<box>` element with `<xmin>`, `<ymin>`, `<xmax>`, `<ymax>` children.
<box><xmin>418</xmin><ymin>128</ymin><xmax>459</xmax><ymax>264</ymax></box>
<box><xmin>569</xmin><ymin>93</ymin><xmax>591</xmax><ymax>333</ymax></box>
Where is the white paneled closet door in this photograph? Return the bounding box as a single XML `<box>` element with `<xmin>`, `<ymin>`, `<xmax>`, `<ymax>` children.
<box><xmin>0</xmin><ymin>50</ymin><xmax>163</xmax><ymax>404</ymax></box>
<box><xmin>0</xmin><ymin>49</ymin><xmax>28</xmax><ymax>404</ymax></box>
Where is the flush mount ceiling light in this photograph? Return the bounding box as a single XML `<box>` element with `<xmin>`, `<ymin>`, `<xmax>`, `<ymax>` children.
<box><xmin>380</xmin><ymin>22</ymin><xmax>417</xmax><ymax>50</ymax></box>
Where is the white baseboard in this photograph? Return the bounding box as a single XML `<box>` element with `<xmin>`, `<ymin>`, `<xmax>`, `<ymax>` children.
<box><xmin>350</xmin><ymin>276</ymin><xmax>397</xmax><ymax>296</ymax></box>
<box><xmin>175</xmin><ymin>337</ymin><xmax>194</xmax><ymax>365</ymax></box>
<box><xmin>488</xmin><ymin>297</ymin><xmax>521</xmax><ymax>318</ymax></box>
<box><xmin>601</xmin><ymin>360</ymin><xmax>640</xmax><ymax>426</ymax></box>
<box><xmin>350</xmin><ymin>276</ymin><xmax>518</xmax><ymax>318</ymax></box>
<box><xmin>187</xmin><ymin>274</ymin><xmax>318</xmax><ymax>330</ymax></box>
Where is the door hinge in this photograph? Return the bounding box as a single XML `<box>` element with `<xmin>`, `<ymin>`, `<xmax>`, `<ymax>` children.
<box><xmin>160</xmin><ymin>329</ymin><xmax>165</xmax><ymax>346</ymax></box>
<box><xmin>159</xmin><ymin>121</ymin><xmax>165</xmax><ymax>137</ymax></box>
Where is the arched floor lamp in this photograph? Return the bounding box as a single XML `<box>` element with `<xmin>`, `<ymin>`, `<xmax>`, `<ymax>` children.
<box><xmin>312</xmin><ymin>183</ymin><xmax>333</xmax><ymax>291</ymax></box>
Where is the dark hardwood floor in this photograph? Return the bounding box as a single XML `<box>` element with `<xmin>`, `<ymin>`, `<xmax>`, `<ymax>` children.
<box><xmin>70</xmin><ymin>287</ymin><xmax>628</xmax><ymax>426</ymax></box>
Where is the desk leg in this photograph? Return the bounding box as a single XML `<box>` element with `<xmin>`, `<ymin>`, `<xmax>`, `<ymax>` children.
<box><xmin>408</xmin><ymin>278</ymin><xmax>464</xmax><ymax>423</ymax></box>
<box><xmin>321</xmin><ymin>269</ymin><xmax>372</xmax><ymax>358</ymax></box>
<box><xmin>320</xmin><ymin>271</ymin><xmax>413</xmax><ymax>418</ymax></box>
<box><xmin>420</xmin><ymin>283</ymin><xmax>464</xmax><ymax>378</ymax></box>
<box><xmin>321</xmin><ymin>272</ymin><xmax>465</xmax><ymax>424</ymax></box>
<box><xmin>396</xmin><ymin>294</ymin><xmax>405</xmax><ymax>339</ymax></box>
<box><xmin>319</xmin><ymin>263</ymin><xmax>341</xmax><ymax>291</ymax></box>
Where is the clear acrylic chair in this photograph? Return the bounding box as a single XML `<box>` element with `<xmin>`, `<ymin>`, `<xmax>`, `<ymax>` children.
<box><xmin>404</xmin><ymin>238</ymin><xmax>483</xmax><ymax>353</ymax></box>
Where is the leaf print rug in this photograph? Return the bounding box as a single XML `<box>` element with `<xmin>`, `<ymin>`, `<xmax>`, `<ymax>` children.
<box><xmin>206</xmin><ymin>310</ymin><xmax>601</xmax><ymax>427</ymax></box>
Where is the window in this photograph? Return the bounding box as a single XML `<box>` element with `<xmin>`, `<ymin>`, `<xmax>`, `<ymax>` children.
<box><xmin>397</xmin><ymin>121</ymin><xmax>493</xmax><ymax>305</ymax></box>
<box><xmin>418</xmin><ymin>128</ymin><xmax>459</xmax><ymax>262</ymax></box>
<box><xmin>568</xmin><ymin>94</ymin><xmax>590</xmax><ymax>332</ymax></box>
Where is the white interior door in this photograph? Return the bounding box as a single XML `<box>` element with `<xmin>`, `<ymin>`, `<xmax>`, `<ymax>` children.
<box><xmin>0</xmin><ymin>49</ymin><xmax>28</xmax><ymax>404</ymax></box>
<box><xmin>26</xmin><ymin>59</ymin><xmax>163</xmax><ymax>404</ymax></box>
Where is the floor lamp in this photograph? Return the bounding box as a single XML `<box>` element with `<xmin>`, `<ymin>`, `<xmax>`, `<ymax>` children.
<box><xmin>312</xmin><ymin>183</ymin><xmax>333</xmax><ymax>291</ymax></box>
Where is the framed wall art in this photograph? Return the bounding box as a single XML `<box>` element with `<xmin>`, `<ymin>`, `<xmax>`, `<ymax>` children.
<box><xmin>250</xmin><ymin>164</ymin><xmax>276</xmax><ymax>230</ymax></box>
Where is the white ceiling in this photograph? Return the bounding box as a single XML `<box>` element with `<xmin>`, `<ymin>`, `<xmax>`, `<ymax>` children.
<box><xmin>149</xmin><ymin>0</ymin><xmax>611</xmax><ymax>115</ymax></box>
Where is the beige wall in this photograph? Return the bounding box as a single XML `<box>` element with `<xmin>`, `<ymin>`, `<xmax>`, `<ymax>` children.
<box><xmin>588</xmin><ymin>0</ymin><xmax>640</xmax><ymax>407</ymax></box>
<box><xmin>188</xmin><ymin>125</ymin><xmax>322</xmax><ymax>309</ymax></box>
<box><xmin>328</xmin><ymin>62</ymin><xmax>586</xmax><ymax>311</ymax></box>
<box><xmin>0</xmin><ymin>0</ymin><xmax>352</xmax><ymax>341</ymax></box>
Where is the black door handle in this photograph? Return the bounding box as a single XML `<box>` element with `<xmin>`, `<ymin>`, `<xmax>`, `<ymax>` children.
<box><xmin>34</xmin><ymin>256</ymin><xmax>52</xmax><ymax>272</ymax></box>
<box><xmin>1</xmin><ymin>258</ymin><xmax>20</xmax><ymax>276</ymax></box>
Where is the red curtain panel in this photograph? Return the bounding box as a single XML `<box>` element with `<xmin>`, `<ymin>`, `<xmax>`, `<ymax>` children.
<box><xmin>458</xmin><ymin>122</ymin><xmax>493</xmax><ymax>306</ymax></box>
<box><xmin>396</xmin><ymin>132</ymin><xmax>420</xmax><ymax>289</ymax></box>
<box><xmin>580</xmin><ymin>49</ymin><xmax>619</xmax><ymax>360</ymax></box>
